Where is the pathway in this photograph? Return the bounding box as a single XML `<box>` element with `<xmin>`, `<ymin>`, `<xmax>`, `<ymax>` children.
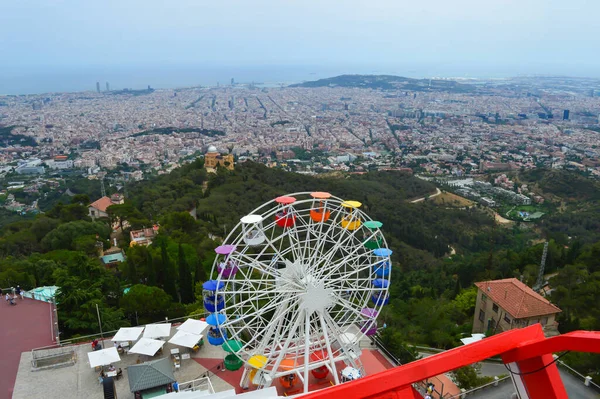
<box><xmin>410</xmin><ymin>188</ymin><xmax>442</xmax><ymax>203</ymax></box>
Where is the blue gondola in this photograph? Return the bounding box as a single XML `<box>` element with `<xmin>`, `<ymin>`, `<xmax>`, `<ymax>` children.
<box><xmin>372</xmin><ymin>279</ymin><xmax>389</xmax><ymax>289</ymax></box>
<box><xmin>204</xmin><ymin>295</ymin><xmax>225</xmax><ymax>312</ymax></box>
<box><xmin>373</xmin><ymin>261</ymin><xmax>390</xmax><ymax>277</ymax></box>
<box><xmin>203</xmin><ymin>280</ymin><xmax>225</xmax><ymax>291</ymax></box>
<box><xmin>207</xmin><ymin>326</ymin><xmax>228</xmax><ymax>346</ymax></box>
<box><xmin>206</xmin><ymin>313</ymin><xmax>227</xmax><ymax>326</ymax></box>
<box><xmin>371</xmin><ymin>293</ymin><xmax>390</xmax><ymax>306</ymax></box>
<box><xmin>373</xmin><ymin>248</ymin><xmax>393</xmax><ymax>257</ymax></box>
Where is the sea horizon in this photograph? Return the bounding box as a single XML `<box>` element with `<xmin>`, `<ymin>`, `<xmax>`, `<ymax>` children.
<box><xmin>1</xmin><ymin>64</ymin><xmax>599</xmax><ymax>96</ymax></box>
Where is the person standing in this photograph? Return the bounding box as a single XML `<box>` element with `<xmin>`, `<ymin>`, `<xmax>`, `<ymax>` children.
<box><xmin>16</xmin><ymin>285</ymin><xmax>22</xmax><ymax>300</ymax></box>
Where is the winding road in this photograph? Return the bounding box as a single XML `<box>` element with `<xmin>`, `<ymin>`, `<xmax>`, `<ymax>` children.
<box><xmin>410</xmin><ymin>187</ymin><xmax>442</xmax><ymax>203</ymax></box>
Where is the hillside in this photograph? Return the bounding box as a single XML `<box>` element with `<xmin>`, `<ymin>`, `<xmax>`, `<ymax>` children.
<box><xmin>0</xmin><ymin>160</ymin><xmax>599</xmax><ymax>380</ymax></box>
<box><xmin>288</xmin><ymin>74</ymin><xmax>475</xmax><ymax>92</ymax></box>
<box><xmin>517</xmin><ymin>169</ymin><xmax>600</xmax><ymax>203</ymax></box>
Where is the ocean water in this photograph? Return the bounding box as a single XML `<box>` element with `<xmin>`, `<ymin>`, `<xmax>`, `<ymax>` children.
<box><xmin>0</xmin><ymin>65</ymin><xmax>361</xmax><ymax>95</ymax></box>
<box><xmin>1</xmin><ymin>64</ymin><xmax>598</xmax><ymax>95</ymax></box>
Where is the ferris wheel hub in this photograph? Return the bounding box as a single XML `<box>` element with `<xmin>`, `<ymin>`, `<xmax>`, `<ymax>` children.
<box><xmin>299</xmin><ymin>281</ymin><xmax>334</xmax><ymax>313</ymax></box>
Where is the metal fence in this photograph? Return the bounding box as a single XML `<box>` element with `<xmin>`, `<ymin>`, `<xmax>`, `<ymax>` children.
<box><xmin>178</xmin><ymin>376</ymin><xmax>214</xmax><ymax>393</ymax></box>
<box><xmin>557</xmin><ymin>359</ymin><xmax>600</xmax><ymax>393</ymax></box>
<box><xmin>31</xmin><ymin>345</ymin><xmax>77</xmax><ymax>371</ymax></box>
<box><xmin>445</xmin><ymin>376</ymin><xmax>512</xmax><ymax>399</ymax></box>
<box><xmin>29</xmin><ymin>311</ymin><xmax>211</xmax><ymax>368</ymax></box>
<box><xmin>371</xmin><ymin>333</ymin><xmax>402</xmax><ymax>366</ymax></box>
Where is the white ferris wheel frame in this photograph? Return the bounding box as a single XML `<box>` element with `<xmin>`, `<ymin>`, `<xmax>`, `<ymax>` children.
<box><xmin>208</xmin><ymin>192</ymin><xmax>392</xmax><ymax>393</ymax></box>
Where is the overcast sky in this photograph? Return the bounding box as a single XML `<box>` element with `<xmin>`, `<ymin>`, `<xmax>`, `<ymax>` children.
<box><xmin>1</xmin><ymin>0</ymin><xmax>599</xmax><ymax>76</ymax></box>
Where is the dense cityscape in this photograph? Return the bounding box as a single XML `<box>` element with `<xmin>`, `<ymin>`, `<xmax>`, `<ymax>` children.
<box><xmin>1</xmin><ymin>75</ymin><xmax>600</xmax><ymax>217</ymax></box>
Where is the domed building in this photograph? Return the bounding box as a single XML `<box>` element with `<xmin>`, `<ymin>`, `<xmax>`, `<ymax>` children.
<box><xmin>204</xmin><ymin>145</ymin><xmax>234</xmax><ymax>171</ymax></box>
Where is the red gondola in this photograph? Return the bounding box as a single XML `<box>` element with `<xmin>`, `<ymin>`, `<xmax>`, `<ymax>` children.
<box><xmin>274</xmin><ymin>196</ymin><xmax>297</xmax><ymax>228</ymax></box>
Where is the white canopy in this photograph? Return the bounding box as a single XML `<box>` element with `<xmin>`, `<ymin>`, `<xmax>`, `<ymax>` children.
<box><xmin>129</xmin><ymin>338</ymin><xmax>166</xmax><ymax>356</ymax></box>
<box><xmin>169</xmin><ymin>330</ymin><xmax>203</xmax><ymax>348</ymax></box>
<box><xmin>111</xmin><ymin>327</ymin><xmax>144</xmax><ymax>342</ymax></box>
<box><xmin>177</xmin><ymin>319</ymin><xmax>209</xmax><ymax>335</ymax></box>
<box><xmin>143</xmin><ymin>323</ymin><xmax>172</xmax><ymax>339</ymax></box>
<box><xmin>87</xmin><ymin>347</ymin><xmax>121</xmax><ymax>368</ymax></box>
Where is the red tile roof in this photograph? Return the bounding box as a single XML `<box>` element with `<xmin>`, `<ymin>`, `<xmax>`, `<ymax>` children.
<box><xmin>89</xmin><ymin>196</ymin><xmax>113</xmax><ymax>212</ymax></box>
<box><xmin>475</xmin><ymin>278</ymin><xmax>561</xmax><ymax>319</ymax></box>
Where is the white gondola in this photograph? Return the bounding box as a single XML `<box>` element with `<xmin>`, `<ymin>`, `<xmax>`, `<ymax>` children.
<box><xmin>240</xmin><ymin>214</ymin><xmax>266</xmax><ymax>246</ymax></box>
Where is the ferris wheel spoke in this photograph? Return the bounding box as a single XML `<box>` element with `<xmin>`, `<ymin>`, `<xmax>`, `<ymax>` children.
<box><xmin>224</xmin><ymin>291</ymin><xmax>302</xmax><ymax>329</ymax></box>
<box><xmin>312</xmin><ymin>227</ymin><xmax>363</xmax><ymax>281</ymax></box>
<box><xmin>219</xmin><ymin>287</ymin><xmax>286</xmax><ymax>310</ymax></box>
<box><xmin>319</xmin><ymin>252</ymin><xmax>371</xmax><ymax>282</ymax></box>
<box><xmin>268</xmin><ymin>306</ymin><xmax>306</xmax><ymax>374</ymax></box>
<box><xmin>304</xmin><ymin>205</ymin><xmax>344</xmax><ymax>272</ymax></box>
<box><xmin>323</xmin><ymin>258</ymin><xmax>378</xmax><ymax>285</ymax></box>
<box><xmin>321</xmin><ymin>228</ymin><xmax>380</xmax><ymax>273</ymax></box>
<box><xmin>232</xmin><ymin>297</ymin><xmax>301</xmax><ymax>354</ymax></box>
<box><xmin>232</xmin><ymin>252</ymin><xmax>282</xmax><ymax>280</ymax></box>
<box><xmin>261</xmin><ymin>296</ymin><xmax>305</xmax><ymax>356</ymax></box>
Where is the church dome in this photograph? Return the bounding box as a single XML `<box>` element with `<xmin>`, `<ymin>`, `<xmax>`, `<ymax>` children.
<box><xmin>207</xmin><ymin>145</ymin><xmax>218</xmax><ymax>153</ymax></box>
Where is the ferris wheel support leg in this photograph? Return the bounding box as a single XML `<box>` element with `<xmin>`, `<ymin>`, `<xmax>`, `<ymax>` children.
<box><xmin>319</xmin><ymin>311</ymin><xmax>340</xmax><ymax>386</ymax></box>
<box><xmin>304</xmin><ymin>310</ymin><xmax>311</xmax><ymax>394</ymax></box>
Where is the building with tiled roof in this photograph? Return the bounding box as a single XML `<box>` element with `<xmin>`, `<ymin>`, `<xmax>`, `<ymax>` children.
<box><xmin>472</xmin><ymin>278</ymin><xmax>561</xmax><ymax>337</ymax></box>
<box><xmin>88</xmin><ymin>194</ymin><xmax>124</xmax><ymax>220</ymax></box>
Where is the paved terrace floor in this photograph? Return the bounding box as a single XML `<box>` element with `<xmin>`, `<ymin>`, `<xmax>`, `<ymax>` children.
<box><xmin>12</xmin><ymin>322</ymin><xmax>407</xmax><ymax>399</ymax></box>
<box><xmin>0</xmin><ymin>297</ymin><xmax>55</xmax><ymax>399</ymax></box>
<box><xmin>12</xmin><ymin>328</ymin><xmax>235</xmax><ymax>399</ymax></box>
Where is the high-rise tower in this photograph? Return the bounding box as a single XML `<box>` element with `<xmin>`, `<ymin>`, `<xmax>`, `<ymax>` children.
<box><xmin>96</xmin><ymin>82</ymin><xmax>100</xmax><ymax>93</ymax></box>
<box><xmin>106</xmin><ymin>82</ymin><xmax>110</xmax><ymax>92</ymax></box>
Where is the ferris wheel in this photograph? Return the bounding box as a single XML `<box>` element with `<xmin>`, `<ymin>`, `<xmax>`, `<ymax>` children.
<box><xmin>203</xmin><ymin>192</ymin><xmax>392</xmax><ymax>393</ymax></box>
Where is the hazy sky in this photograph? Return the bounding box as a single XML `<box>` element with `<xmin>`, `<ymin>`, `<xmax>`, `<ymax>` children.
<box><xmin>1</xmin><ymin>0</ymin><xmax>599</xmax><ymax>76</ymax></box>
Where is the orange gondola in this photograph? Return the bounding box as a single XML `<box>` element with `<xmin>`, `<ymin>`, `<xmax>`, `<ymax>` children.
<box><xmin>278</xmin><ymin>358</ymin><xmax>297</xmax><ymax>388</ymax></box>
<box><xmin>310</xmin><ymin>192</ymin><xmax>332</xmax><ymax>222</ymax></box>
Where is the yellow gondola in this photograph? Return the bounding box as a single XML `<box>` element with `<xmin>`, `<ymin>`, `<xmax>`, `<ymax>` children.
<box><xmin>341</xmin><ymin>200</ymin><xmax>362</xmax><ymax>230</ymax></box>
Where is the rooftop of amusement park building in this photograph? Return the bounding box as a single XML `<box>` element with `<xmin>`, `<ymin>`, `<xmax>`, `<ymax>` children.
<box><xmin>10</xmin><ymin>319</ymin><xmax>407</xmax><ymax>399</ymax></box>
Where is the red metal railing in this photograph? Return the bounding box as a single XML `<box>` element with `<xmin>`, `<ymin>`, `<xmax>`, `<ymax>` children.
<box><xmin>302</xmin><ymin>324</ymin><xmax>600</xmax><ymax>399</ymax></box>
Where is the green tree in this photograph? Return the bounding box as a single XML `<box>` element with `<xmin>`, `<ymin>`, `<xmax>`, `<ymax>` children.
<box><xmin>178</xmin><ymin>243</ymin><xmax>194</xmax><ymax>303</ymax></box>
<box><xmin>451</xmin><ymin>365</ymin><xmax>493</xmax><ymax>390</ymax></box>
<box><xmin>41</xmin><ymin>221</ymin><xmax>110</xmax><ymax>252</ymax></box>
<box><xmin>120</xmin><ymin>284</ymin><xmax>173</xmax><ymax>324</ymax></box>
<box><xmin>161</xmin><ymin>241</ymin><xmax>178</xmax><ymax>301</ymax></box>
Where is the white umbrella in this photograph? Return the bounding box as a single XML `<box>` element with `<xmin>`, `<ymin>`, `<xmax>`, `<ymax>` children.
<box><xmin>177</xmin><ymin>319</ymin><xmax>209</xmax><ymax>335</ymax></box>
<box><xmin>129</xmin><ymin>338</ymin><xmax>165</xmax><ymax>356</ymax></box>
<box><xmin>169</xmin><ymin>330</ymin><xmax>203</xmax><ymax>348</ymax></box>
<box><xmin>87</xmin><ymin>347</ymin><xmax>121</xmax><ymax>368</ymax></box>
<box><xmin>111</xmin><ymin>327</ymin><xmax>144</xmax><ymax>342</ymax></box>
<box><xmin>143</xmin><ymin>323</ymin><xmax>172</xmax><ymax>339</ymax></box>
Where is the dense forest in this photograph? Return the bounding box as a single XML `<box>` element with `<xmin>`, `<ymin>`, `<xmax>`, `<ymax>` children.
<box><xmin>0</xmin><ymin>161</ymin><xmax>598</xmax><ymax>382</ymax></box>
